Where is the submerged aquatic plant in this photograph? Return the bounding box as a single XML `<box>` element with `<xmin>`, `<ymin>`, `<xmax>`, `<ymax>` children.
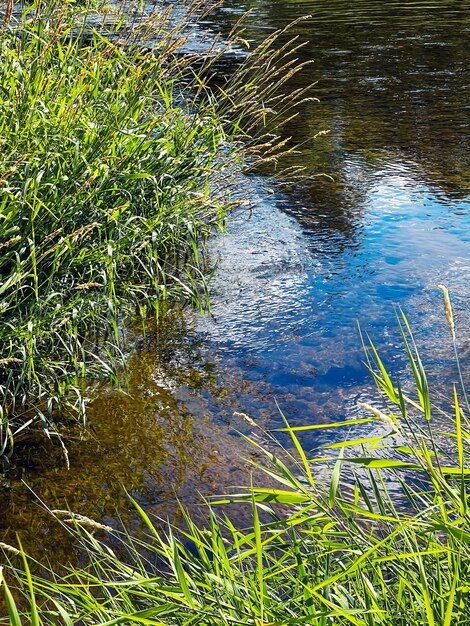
<box><xmin>2</xmin><ymin>299</ymin><xmax>470</xmax><ymax>624</ymax></box>
<box><xmin>0</xmin><ymin>0</ymin><xmax>313</xmax><ymax>454</ymax></box>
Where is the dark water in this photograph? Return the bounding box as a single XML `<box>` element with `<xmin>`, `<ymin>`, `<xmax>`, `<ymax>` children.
<box><xmin>1</xmin><ymin>0</ymin><xmax>470</xmax><ymax>564</ymax></box>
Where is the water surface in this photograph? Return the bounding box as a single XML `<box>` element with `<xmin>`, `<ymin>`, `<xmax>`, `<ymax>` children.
<box><xmin>1</xmin><ymin>0</ymin><xmax>469</xmax><ymax>564</ymax></box>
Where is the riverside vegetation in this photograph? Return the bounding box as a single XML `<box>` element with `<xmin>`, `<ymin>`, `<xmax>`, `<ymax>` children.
<box><xmin>0</xmin><ymin>0</ymin><xmax>311</xmax><ymax>456</ymax></box>
<box><xmin>2</xmin><ymin>302</ymin><xmax>470</xmax><ymax>624</ymax></box>
<box><xmin>1</xmin><ymin>1</ymin><xmax>469</xmax><ymax>624</ymax></box>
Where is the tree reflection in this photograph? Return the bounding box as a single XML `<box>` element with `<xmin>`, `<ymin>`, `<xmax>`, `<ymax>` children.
<box><xmin>211</xmin><ymin>0</ymin><xmax>470</xmax><ymax>242</ymax></box>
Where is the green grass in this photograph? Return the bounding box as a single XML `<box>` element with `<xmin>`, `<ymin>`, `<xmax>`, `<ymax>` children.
<box><xmin>2</xmin><ymin>302</ymin><xmax>470</xmax><ymax>624</ymax></box>
<box><xmin>5</xmin><ymin>4</ymin><xmax>467</xmax><ymax>624</ymax></box>
<box><xmin>0</xmin><ymin>0</ymin><xmax>311</xmax><ymax>454</ymax></box>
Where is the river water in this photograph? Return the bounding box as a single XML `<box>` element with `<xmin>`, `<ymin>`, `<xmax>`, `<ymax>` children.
<box><xmin>1</xmin><ymin>0</ymin><xmax>469</xmax><ymax>564</ymax></box>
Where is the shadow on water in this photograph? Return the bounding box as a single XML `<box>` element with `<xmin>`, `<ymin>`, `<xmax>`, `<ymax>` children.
<box><xmin>2</xmin><ymin>0</ymin><xmax>470</xmax><ymax>565</ymax></box>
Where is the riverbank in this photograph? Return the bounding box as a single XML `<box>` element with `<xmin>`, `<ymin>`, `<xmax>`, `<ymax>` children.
<box><xmin>0</xmin><ymin>0</ymin><xmax>308</xmax><ymax>457</ymax></box>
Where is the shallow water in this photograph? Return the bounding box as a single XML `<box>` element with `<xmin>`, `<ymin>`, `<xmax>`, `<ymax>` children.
<box><xmin>1</xmin><ymin>0</ymin><xmax>470</xmax><ymax>564</ymax></box>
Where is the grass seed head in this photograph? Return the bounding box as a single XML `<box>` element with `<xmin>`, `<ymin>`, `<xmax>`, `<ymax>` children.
<box><xmin>437</xmin><ymin>284</ymin><xmax>455</xmax><ymax>342</ymax></box>
<box><xmin>358</xmin><ymin>402</ymin><xmax>399</xmax><ymax>433</ymax></box>
<box><xmin>51</xmin><ymin>510</ymin><xmax>113</xmax><ymax>533</ymax></box>
<box><xmin>0</xmin><ymin>541</ymin><xmax>20</xmax><ymax>555</ymax></box>
<box><xmin>233</xmin><ymin>411</ymin><xmax>257</xmax><ymax>427</ymax></box>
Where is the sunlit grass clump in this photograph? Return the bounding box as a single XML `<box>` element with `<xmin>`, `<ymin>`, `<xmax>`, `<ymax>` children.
<box><xmin>2</xmin><ymin>305</ymin><xmax>470</xmax><ymax>624</ymax></box>
<box><xmin>0</xmin><ymin>0</ymin><xmax>310</xmax><ymax>453</ymax></box>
